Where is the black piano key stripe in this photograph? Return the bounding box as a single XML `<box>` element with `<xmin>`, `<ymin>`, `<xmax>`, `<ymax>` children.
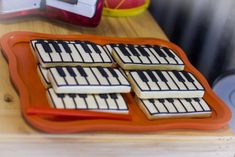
<box><xmin>162</xmin><ymin>47</ymin><xmax>175</xmax><ymax>58</ymax></box>
<box><xmin>48</xmin><ymin>40</ymin><xmax>62</xmax><ymax>53</ymax></box>
<box><xmin>56</xmin><ymin>67</ymin><xmax>66</xmax><ymax>77</ymax></box>
<box><xmin>76</xmin><ymin>66</ymin><xmax>88</xmax><ymax>77</ymax></box>
<box><xmin>152</xmin><ymin>46</ymin><xmax>167</xmax><ymax>58</ymax></box>
<box><xmin>146</xmin><ymin>70</ymin><xmax>158</xmax><ymax>83</ymax></box>
<box><xmin>137</xmin><ymin>71</ymin><xmax>149</xmax><ymax>82</ymax></box>
<box><xmin>119</xmin><ymin>44</ymin><xmax>131</xmax><ymax>57</ymax></box>
<box><xmin>66</xmin><ymin>66</ymin><xmax>76</xmax><ymax>77</ymax></box>
<box><xmin>98</xmin><ymin>66</ymin><xmax>109</xmax><ymax>77</ymax></box>
<box><xmin>127</xmin><ymin>45</ymin><xmax>140</xmax><ymax>56</ymax></box>
<box><xmin>57</xmin><ymin>40</ymin><xmax>72</xmax><ymax>53</ymax></box>
<box><xmin>182</xmin><ymin>71</ymin><xmax>194</xmax><ymax>82</ymax></box>
<box><xmin>37</xmin><ymin>40</ymin><xmax>52</xmax><ymax>53</ymax></box>
<box><xmin>137</xmin><ymin>46</ymin><xmax>150</xmax><ymax>57</ymax></box>
<box><xmin>90</xmin><ymin>42</ymin><xmax>102</xmax><ymax>54</ymax></box>
<box><xmin>108</xmin><ymin>67</ymin><xmax>118</xmax><ymax>78</ymax></box>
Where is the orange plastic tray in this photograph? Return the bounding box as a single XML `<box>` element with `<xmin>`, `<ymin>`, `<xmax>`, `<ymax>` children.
<box><xmin>0</xmin><ymin>32</ymin><xmax>231</xmax><ymax>133</ymax></box>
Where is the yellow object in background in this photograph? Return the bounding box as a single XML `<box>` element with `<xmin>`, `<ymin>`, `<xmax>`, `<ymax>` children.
<box><xmin>103</xmin><ymin>0</ymin><xmax>150</xmax><ymax>17</ymax></box>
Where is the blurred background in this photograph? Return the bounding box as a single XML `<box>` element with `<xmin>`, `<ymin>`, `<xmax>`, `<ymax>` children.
<box><xmin>149</xmin><ymin>0</ymin><xmax>235</xmax><ymax>85</ymax></box>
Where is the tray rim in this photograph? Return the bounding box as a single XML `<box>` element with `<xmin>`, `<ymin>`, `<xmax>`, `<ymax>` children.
<box><xmin>0</xmin><ymin>31</ymin><xmax>231</xmax><ymax>133</ymax></box>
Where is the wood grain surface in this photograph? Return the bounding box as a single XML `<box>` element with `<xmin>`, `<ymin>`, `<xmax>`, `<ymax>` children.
<box><xmin>0</xmin><ymin>11</ymin><xmax>234</xmax><ymax>157</ymax></box>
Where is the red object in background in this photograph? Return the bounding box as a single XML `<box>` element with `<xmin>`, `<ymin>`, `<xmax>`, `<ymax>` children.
<box><xmin>105</xmin><ymin>0</ymin><xmax>145</xmax><ymax>9</ymax></box>
<box><xmin>0</xmin><ymin>0</ymin><xmax>104</xmax><ymax>27</ymax></box>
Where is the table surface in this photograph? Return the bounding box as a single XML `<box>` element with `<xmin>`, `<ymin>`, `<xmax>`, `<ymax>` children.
<box><xmin>0</xmin><ymin>11</ymin><xmax>234</xmax><ymax>157</ymax></box>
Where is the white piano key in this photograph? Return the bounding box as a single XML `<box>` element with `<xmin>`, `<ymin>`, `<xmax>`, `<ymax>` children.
<box><xmin>167</xmin><ymin>71</ymin><xmax>187</xmax><ymax>90</ymax></box>
<box><xmin>86</xmin><ymin>95</ymin><xmax>98</xmax><ymax>109</ymax></box>
<box><xmin>117</xmin><ymin>94</ymin><xmax>128</xmax><ymax>110</ymax></box>
<box><xmin>135</xmin><ymin>47</ymin><xmax>151</xmax><ymax>64</ymax></box>
<box><xmin>104</xmin><ymin>45</ymin><xmax>113</xmax><ymax>56</ymax></box>
<box><xmin>143</xmin><ymin>71</ymin><xmax>159</xmax><ymax>90</ymax></box>
<box><xmin>73</xmin><ymin>67</ymin><xmax>88</xmax><ymax>85</ymax></box>
<box><xmin>200</xmin><ymin>99</ymin><xmax>211</xmax><ymax>111</ymax></box>
<box><xmin>106</xmin><ymin>95</ymin><xmax>118</xmax><ymax>110</ymax></box>
<box><xmin>31</xmin><ymin>40</ymin><xmax>37</xmax><ymax>49</ymax></box>
<box><xmin>84</xmin><ymin>68</ymin><xmax>99</xmax><ymax>85</ymax></box>
<box><xmin>179</xmin><ymin>71</ymin><xmax>196</xmax><ymax>90</ymax></box>
<box><xmin>160</xmin><ymin>48</ymin><xmax>177</xmax><ymax>64</ymax></box>
<box><xmin>164</xmin><ymin>100</ymin><xmax>178</xmax><ymax>113</ymax></box>
<box><xmin>75</xmin><ymin>44</ymin><xmax>93</xmax><ymax>62</ymax></box>
<box><xmin>191</xmin><ymin>99</ymin><xmax>203</xmax><ymax>112</ymax></box>
<box><xmin>130</xmin><ymin>72</ymin><xmax>149</xmax><ymax>91</ymax></box>
<box><xmin>63</xmin><ymin>95</ymin><xmax>76</xmax><ymax>109</ymax></box>
<box><xmin>87</xmin><ymin>44</ymin><xmax>103</xmax><ymax>62</ymax></box>
<box><xmin>174</xmin><ymin>99</ymin><xmax>187</xmax><ymax>113</ymax></box>
<box><xmin>48</xmin><ymin>43</ymin><xmax>62</xmax><ymax>62</ymax></box>
<box><xmin>95</xmin><ymin>95</ymin><xmax>108</xmax><ymax>109</ymax></box>
<box><xmin>152</xmin><ymin>71</ymin><xmax>169</xmax><ymax>90</ymax></box>
<box><xmin>143</xmin><ymin>100</ymin><xmax>158</xmax><ymax>114</ymax></box>
<box><xmin>104</xmin><ymin>68</ymin><xmax>119</xmax><ymax>85</ymax></box>
<box><xmin>48</xmin><ymin>68</ymin><xmax>67</xmax><ymax>86</ymax></box>
<box><xmin>180</xmin><ymin>99</ymin><xmax>195</xmax><ymax>112</ymax></box>
<box><xmin>97</xmin><ymin>45</ymin><xmax>112</xmax><ymax>63</ymax></box>
<box><xmin>143</xmin><ymin>47</ymin><xmax>159</xmax><ymax>64</ymax></box>
<box><xmin>47</xmin><ymin>88</ymin><xmax>64</xmax><ymax>109</ymax></box>
<box><xmin>91</xmin><ymin>67</ymin><xmax>109</xmax><ymax>85</ymax></box>
<box><xmin>57</xmin><ymin>43</ymin><xmax>73</xmax><ymax>62</ymax></box>
<box><xmin>169</xmin><ymin>49</ymin><xmax>184</xmax><ymax>65</ymax></box>
<box><xmin>35</xmin><ymin>44</ymin><xmax>52</xmax><ymax>62</ymax></box>
<box><xmin>115</xmin><ymin>69</ymin><xmax>130</xmax><ymax>85</ymax></box>
<box><xmin>63</xmin><ymin>67</ymin><xmax>77</xmax><ymax>85</ymax></box>
<box><xmin>74</xmin><ymin>95</ymin><xmax>87</xmax><ymax>109</ymax></box>
<box><xmin>162</xmin><ymin>71</ymin><xmax>178</xmax><ymax>90</ymax></box>
<box><xmin>155</xmin><ymin>100</ymin><xmax>168</xmax><ymax>113</ymax></box>
<box><xmin>114</xmin><ymin>47</ymin><xmax>132</xmax><ymax>63</ymax></box>
<box><xmin>67</xmin><ymin>43</ymin><xmax>83</xmax><ymax>62</ymax></box>
<box><xmin>126</xmin><ymin>47</ymin><xmax>142</xmax><ymax>63</ymax></box>
<box><xmin>149</xmin><ymin>47</ymin><xmax>168</xmax><ymax>64</ymax></box>
<box><xmin>188</xmin><ymin>73</ymin><xmax>204</xmax><ymax>90</ymax></box>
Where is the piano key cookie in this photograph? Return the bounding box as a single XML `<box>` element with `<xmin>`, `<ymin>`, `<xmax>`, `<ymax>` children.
<box><xmin>137</xmin><ymin>97</ymin><xmax>211</xmax><ymax>119</ymax></box>
<box><xmin>30</xmin><ymin>39</ymin><xmax>113</xmax><ymax>68</ymax></box>
<box><xmin>48</xmin><ymin>66</ymin><xmax>131</xmax><ymax>94</ymax></box>
<box><xmin>127</xmin><ymin>70</ymin><xmax>204</xmax><ymax>99</ymax></box>
<box><xmin>47</xmin><ymin>88</ymin><xmax>129</xmax><ymax>114</ymax></box>
<box><xmin>37</xmin><ymin>65</ymin><xmax>50</xmax><ymax>88</ymax></box>
<box><xmin>111</xmin><ymin>44</ymin><xmax>184</xmax><ymax>70</ymax></box>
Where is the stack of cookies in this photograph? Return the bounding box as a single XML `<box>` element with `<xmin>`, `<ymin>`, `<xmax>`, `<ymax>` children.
<box><xmin>110</xmin><ymin>43</ymin><xmax>211</xmax><ymax>119</ymax></box>
<box><xmin>30</xmin><ymin>39</ymin><xmax>131</xmax><ymax>115</ymax></box>
<box><xmin>30</xmin><ymin>39</ymin><xmax>211</xmax><ymax>119</ymax></box>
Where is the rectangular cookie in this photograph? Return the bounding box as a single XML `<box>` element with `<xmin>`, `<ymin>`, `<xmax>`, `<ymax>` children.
<box><xmin>127</xmin><ymin>70</ymin><xmax>204</xmax><ymax>99</ymax></box>
<box><xmin>48</xmin><ymin>66</ymin><xmax>131</xmax><ymax>94</ymax></box>
<box><xmin>137</xmin><ymin>97</ymin><xmax>211</xmax><ymax>119</ymax></box>
<box><xmin>111</xmin><ymin>44</ymin><xmax>184</xmax><ymax>70</ymax></box>
<box><xmin>30</xmin><ymin>39</ymin><xmax>113</xmax><ymax>68</ymax></box>
<box><xmin>47</xmin><ymin>88</ymin><xmax>129</xmax><ymax>114</ymax></box>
